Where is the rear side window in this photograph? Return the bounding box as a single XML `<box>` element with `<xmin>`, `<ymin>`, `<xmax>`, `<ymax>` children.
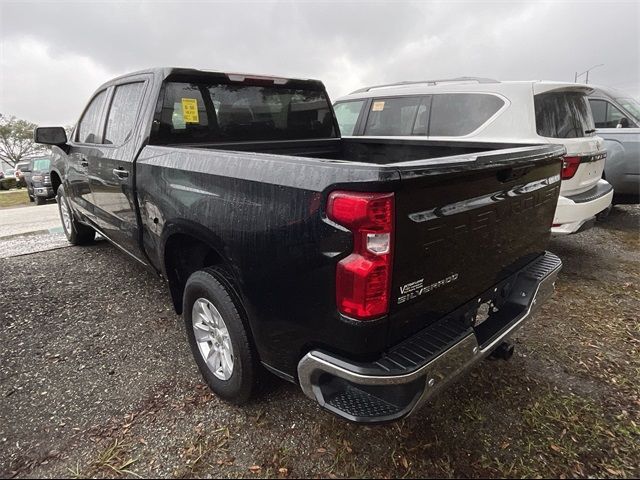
<box><xmin>151</xmin><ymin>79</ymin><xmax>335</xmax><ymax>144</ymax></box>
<box><xmin>76</xmin><ymin>90</ymin><xmax>107</xmax><ymax>144</ymax></box>
<box><xmin>535</xmin><ymin>92</ymin><xmax>595</xmax><ymax>138</ymax></box>
<box><xmin>104</xmin><ymin>82</ymin><xmax>145</xmax><ymax>145</ymax></box>
<box><xmin>360</xmin><ymin>93</ymin><xmax>503</xmax><ymax>137</ymax></box>
<box><xmin>364</xmin><ymin>97</ymin><xmax>422</xmax><ymax>136</ymax></box>
<box><xmin>334</xmin><ymin>100</ymin><xmax>364</xmax><ymax>135</ymax></box>
<box><xmin>412</xmin><ymin>101</ymin><xmax>430</xmax><ymax>135</ymax></box>
<box><xmin>428</xmin><ymin>94</ymin><xmax>504</xmax><ymax>136</ymax></box>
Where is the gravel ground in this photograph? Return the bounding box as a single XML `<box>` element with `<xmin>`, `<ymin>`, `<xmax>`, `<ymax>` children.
<box><xmin>1</xmin><ymin>206</ymin><xmax>638</xmax><ymax>479</ymax></box>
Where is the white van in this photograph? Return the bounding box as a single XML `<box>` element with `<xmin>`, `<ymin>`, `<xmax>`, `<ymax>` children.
<box><xmin>334</xmin><ymin>78</ymin><xmax>613</xmax><ymax>234</ymax></box>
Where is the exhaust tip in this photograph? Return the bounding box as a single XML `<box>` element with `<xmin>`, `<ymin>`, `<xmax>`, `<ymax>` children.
<box><xmin>490</xmin><ymin>341</ymin><xmax>515</xmax><ymax>361</ymax></box>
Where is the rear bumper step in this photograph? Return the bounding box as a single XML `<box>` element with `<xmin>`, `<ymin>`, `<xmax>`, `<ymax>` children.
<box><xmin>297</xmin><ymin>251</ymin><xmax>562</xmax><ymax>423</ymax></box>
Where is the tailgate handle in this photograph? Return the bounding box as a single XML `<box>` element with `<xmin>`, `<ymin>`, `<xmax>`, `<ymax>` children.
<box><xmin>496</xmin><ymin>166</ymin><xmax>530</xmax><ymax>183</ymax></box>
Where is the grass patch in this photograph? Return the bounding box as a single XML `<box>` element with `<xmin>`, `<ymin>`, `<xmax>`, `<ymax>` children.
<box><xmin>69</xmin><ymin>439</ymin><xmax>141</xmax><ymax>478</ymax></box>
<box><xmin>511</xmin><ymin>390</ymin><xmax>639</xmax><ymax>477</ymax></box>
<box><xmin>0</xmin><ymin>188</ymin><xmax>29</xmax><ymax>208</ymax></box>
<box><xmin>174</xmin><ymin>424</ymin><xmax>231</xmax><ymax>478</ymax></box>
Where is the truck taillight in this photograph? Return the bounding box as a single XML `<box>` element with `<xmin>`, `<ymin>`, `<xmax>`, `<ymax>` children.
<box><xmin>561</xmin><ymin>156</ymin><xmax>581</xmax><ymax>180</ymax></box>
<box><xmin>327</xmin><ymin>191</ymin><xmax>394</xmax><ymax>320</ymax></box>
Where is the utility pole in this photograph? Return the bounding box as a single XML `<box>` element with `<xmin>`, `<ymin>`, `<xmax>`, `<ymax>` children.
<box><xmin>575</xmin><ymin>64</ymin><xmax>604</xmax><ymax>84</ymax></box>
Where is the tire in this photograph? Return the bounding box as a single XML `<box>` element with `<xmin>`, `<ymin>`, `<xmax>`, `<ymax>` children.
<box><xmin>29</xmin><ymin>195</ymin><xmax>35</xmax><ymax>203</ymax></box>
<box><xmin>183</xmin><ymin>267</ymin><xmax>258</xmax><ymax>405</ymax></box>
<box><xmin>35</xmin><ymin>196</ymin><xmax>46</xmax><ymax>205</ymax></box>
<box><xmin>56</xmin><ymin>185</ymin><xmax>95</xmax><ymax>245</ymax></box>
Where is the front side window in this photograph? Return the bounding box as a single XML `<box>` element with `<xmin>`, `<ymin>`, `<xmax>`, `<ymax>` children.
<box><xmin>150</xmin><ymin>78</ymin><xmax>335</xmax><ymax>145</ymax></box>
<box><xmin>104</xmin><ymin>82</ymin><xmax>146</xmax><ymax>145</ymax></box>
<box><xmin>333</xmin><ymin>100</ymin><xmax>364</xmax><ymax>135</ymax></box>
<box><xmin>428</xmin><ymin>93</ymin><xmax>504</xmax><ymax>137</ymax></box>
<box><xmin>364</xmin><ymin>96</ymin><xmax>423</xmax><ymax>136</ymax></box>
<box><xmin>535</xmin><ymin>92</ymin><xmax>595</xmax><ymax>138</ymax></box>
<box><xmin>616</xmin><ymin>97</ymin><xmax>640</xmax><ymax>123</ymax></box>
<box><xmin>604</xmin><ymin>102</ymin><xmax>627</xmax><ymax>128</ymax></box>
<box><xmin>76</xmin><ymin>90</ymin><xmax>107</xmax><ymax>144</ymax></box>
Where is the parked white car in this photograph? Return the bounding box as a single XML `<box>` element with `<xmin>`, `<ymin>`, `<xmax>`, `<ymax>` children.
<box><xmin>334</xmin><ymin>78</ymin><xmax>613</xmax><ymax>234</ymax></box>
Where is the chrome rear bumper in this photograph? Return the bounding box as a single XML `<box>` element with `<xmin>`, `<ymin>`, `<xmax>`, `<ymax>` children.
<box><xmin>297</xmin><ymin>251</ymin><xmax>562</xmax><ymax>423</ymax></box>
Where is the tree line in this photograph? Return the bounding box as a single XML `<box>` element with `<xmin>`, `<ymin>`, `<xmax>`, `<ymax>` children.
<box><xmin>0</xmin><ymin>114</ymin><xmax>49</xmax><ymax>168</ymax></box>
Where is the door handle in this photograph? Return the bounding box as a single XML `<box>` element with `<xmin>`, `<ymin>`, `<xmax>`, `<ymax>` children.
<box><xmin>113</xmin><ymin>168</ymin><xmax>129</xmax><ymax>179</ymax></box>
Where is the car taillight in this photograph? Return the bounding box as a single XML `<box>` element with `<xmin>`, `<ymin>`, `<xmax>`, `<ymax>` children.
<box><xmin>561</xmin><ymin>156</ymin><xmax>581</xmax><ymax>180</ymax></box>
<box><xmin>327</xmin><ymin>191</ymin><xmax>394</xmax><ymax>320</ymax></box>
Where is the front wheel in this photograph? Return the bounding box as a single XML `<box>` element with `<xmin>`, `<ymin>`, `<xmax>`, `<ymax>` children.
<box><xmin>183</xmin><ymin>268</ymin><xmax>258</xmax><ymax>404</ymax></box>
<box><xmin>57</xmin><ymin>185</ymin><xmax>95</xmax><ymax>245</ymax></box>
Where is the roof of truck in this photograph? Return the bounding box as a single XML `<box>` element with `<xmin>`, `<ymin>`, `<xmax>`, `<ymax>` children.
<box><xmin>335</xmin><ymin>79</ymin><xmax>594</xmax><ymax>102</ymax></box>
<box><xmin>98</xmin><ymin>67</ymin><xmax>323</xmax><ymax>90</ymax></box>
<box><xmin>587</xmin><ymin>84</ymin><xmax>636</xmax><ymax>99</ymax></box>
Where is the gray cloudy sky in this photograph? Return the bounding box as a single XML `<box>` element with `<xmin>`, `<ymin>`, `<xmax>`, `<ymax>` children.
<box><xmin>1</xmin><ymin>0</ymin><xmax>638</xmax><ymax>126</ymax></box>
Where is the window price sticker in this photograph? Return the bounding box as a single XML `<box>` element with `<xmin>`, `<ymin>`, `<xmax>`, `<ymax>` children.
<box><xmin>372</xmin><ymin>101</ymin><xmax>385</xmax><ymax>112</ymax></box>
<box><xmin>181</xmin><ymin>98</ymin><xmax>200</xmax><ymax>123</ymax></box>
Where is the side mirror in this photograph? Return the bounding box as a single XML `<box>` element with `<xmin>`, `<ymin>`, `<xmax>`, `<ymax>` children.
<box><xmin>34</xmin><ymin>127</ymin><xmax>68</xmax><ymax>146</ymax></box>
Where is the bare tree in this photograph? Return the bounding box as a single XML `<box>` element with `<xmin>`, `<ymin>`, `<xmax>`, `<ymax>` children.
<box><xmin>0</xmin><ymin>114</ymin><xmax>46</xmax><ymax>168</ymax></box>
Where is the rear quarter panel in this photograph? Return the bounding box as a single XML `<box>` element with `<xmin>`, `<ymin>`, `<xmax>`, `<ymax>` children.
<box><xmin>135</xmin><ymin>145</ymin><xmax>401</xmax><ymax>374</ymax></box>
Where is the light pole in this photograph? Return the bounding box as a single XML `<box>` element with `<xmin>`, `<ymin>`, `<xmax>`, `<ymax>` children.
<box><xmin>574</xmin><ymin>64</ymin><xmax>604</xmax><ymax>84</ymax></box>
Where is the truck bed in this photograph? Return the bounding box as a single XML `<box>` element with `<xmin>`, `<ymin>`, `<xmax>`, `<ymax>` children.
<box><xmin>163</xmin><ymin>136</ymin><xmax>534</xmax><ymax>164</ymax></box>
<box><xmin>136</xmin><ymin>138</ymin><xmax>564</xmax><ymax>366</ymax></box>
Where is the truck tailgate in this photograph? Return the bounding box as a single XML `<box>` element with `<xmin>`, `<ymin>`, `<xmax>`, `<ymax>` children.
<box><xmin>388</xmin><ymin>145</ymin><xmax>563</xmax><ymax>344</ymax></box>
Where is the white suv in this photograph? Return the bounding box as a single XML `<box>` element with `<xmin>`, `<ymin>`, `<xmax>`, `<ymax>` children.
<box><xmin>334</xmin><ymin>78</ymin><xmax>613</xmax><ymax>235</ymax></box>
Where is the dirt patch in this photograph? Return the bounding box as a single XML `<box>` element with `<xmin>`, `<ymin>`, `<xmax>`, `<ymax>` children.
<box><xmin>1</xmin><ymin>206</ymin><xmax>638</xmax><ymax>478</ymax></box>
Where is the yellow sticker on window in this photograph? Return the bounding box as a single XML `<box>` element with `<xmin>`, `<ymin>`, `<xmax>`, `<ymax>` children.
<box><xmin>181</xmin><ymin>98</ymin><xmax>199</xmax><ymax>123</ymax></box>
<box><xmin>372</xmin><ymin>101</ymin><xmax>385</xmax><ymax>112</ymax></box>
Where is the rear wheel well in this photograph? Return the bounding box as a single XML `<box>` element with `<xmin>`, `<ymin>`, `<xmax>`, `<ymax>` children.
<box><xmin>164</xmin><ymin>234</ymin><xmax>224</xmax><ymax>314</ymax></box>
<box><xmin>50</xmin><ymin>171</ymin><xmax>62</xmax><ymax>194</ymax></box>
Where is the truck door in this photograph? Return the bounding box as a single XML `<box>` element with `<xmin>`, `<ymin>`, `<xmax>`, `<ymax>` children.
<box><xmin>87</xmin><ymin>76</ymin><xmax>150</xmax><ymax>262</ymax></box>
<box><xmin>66</xmin><ymin>89</ymin><xmax>109</xmax><ymax>222</ymax></box>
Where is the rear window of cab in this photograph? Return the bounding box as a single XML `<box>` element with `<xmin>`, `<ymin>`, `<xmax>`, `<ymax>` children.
<box><xmin>150</xmin><ymin>78</ymin><xmax>336</xmax><ymax>145</ymax></box>
<box><xmin>334</xmin><ymin>93</ymin><xmax>505</xmax><ymax>137</ymax></box>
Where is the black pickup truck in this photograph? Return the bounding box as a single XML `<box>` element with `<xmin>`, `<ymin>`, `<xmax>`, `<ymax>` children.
<box><xmin>35</xmin><ymin>68</ymin><xmax>563</xmax><ymax>423</ymax></box>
